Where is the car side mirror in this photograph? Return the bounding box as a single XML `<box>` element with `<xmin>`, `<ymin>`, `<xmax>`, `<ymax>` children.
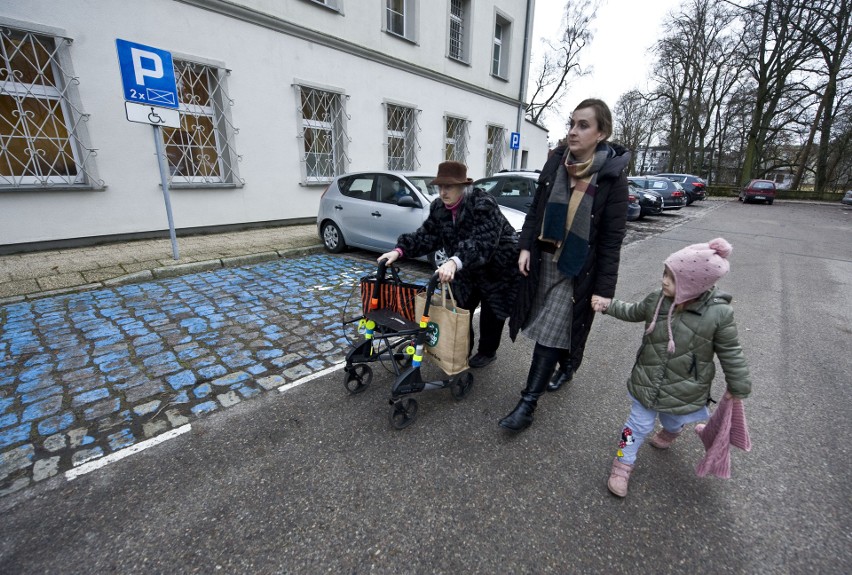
<box><xmin>397</xmin><ymin>195</ymin><xmax>417</xmax><ymax>208</ymax></box>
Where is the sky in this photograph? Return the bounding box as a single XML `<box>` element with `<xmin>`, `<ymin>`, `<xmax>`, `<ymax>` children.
<box><xmin>529</xmin><ymin>0</ymin><xmax>683</xmax><ymax>138</ymax></box>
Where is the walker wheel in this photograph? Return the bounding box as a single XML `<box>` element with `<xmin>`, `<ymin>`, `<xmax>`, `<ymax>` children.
<box><xmin>344</xmin><ymin>364</ymin><xmax>372</xmax><ymax>394</ymax></box>
<box><xmin>450</xmin><ymin>372</ymin><xmax>474</xmax><ymax>399</ymax></box>
<box><xmin>389</xmin><ymin>398</ymin><xmax>418</xmax><ymax>429</ymax></box>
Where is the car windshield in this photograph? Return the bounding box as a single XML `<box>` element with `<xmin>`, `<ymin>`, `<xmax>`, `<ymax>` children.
<box><xmin>406</xmin><ymin>176</ymin><xmax>440</xmax><ymax>198</ymax></box>
<box><xmin>753</xmin><ymin>182</ymin><xmax>774</xmax><ymax>189</ymax></box>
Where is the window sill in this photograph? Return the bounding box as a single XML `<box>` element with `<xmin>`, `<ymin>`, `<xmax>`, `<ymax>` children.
<box><xmin>384</xmin><ymin>30</ymin><xmax>417</xmax><ymax>45</ymax></box>
<box><xmin>490</xmin><ymin>73</ymin><xmax>509</xmax><ymax>83</ymax></box>
<box><xmin>448</xmin><ymin>55</ymin><xmax>470</xmax><ymax>66</ymax></box>
<box><xmin>0</xmin><ymin>183</ymin><xmax>106</xmax><ymax>193</ymax></box>
<box><xmin>166</xmin><ymin>182</ymin><xmax>241</xmax><ymax>190</ymax></box>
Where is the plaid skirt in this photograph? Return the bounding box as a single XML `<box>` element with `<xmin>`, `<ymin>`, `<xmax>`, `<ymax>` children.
<box><xmin>522</xmin><ymin>252</ymin><xmax>573</xmax><ymax>349</ymax></box>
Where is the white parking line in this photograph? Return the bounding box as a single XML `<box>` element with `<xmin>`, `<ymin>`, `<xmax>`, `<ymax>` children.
<box><xmin>63</xmin><ymin>306</ymin><xmax>483</xmax><ymax>482</ymax></box>
<box><xmin>65</xmin><ymin>424</ymin><xmax>192</xmax><ymax>481</ymax></box>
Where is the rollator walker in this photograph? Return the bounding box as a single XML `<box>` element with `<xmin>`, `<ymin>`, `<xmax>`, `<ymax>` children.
<box><xmin>342</xmin><ymin>260</ymin><xmax>474</xmax><ymax>429</ymax></box>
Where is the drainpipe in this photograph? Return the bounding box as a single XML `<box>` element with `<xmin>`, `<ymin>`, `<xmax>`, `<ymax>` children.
<box><xmin>513</xmin><ymin>0</ymin><xmax>535</xmax><ymax>170</ymax></box>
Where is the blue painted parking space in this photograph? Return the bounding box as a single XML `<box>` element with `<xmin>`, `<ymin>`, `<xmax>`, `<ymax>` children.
<box><xmin>0</xmin><ymin>254</ymin><xmax>427</xmax><ymax>496</ymax></box>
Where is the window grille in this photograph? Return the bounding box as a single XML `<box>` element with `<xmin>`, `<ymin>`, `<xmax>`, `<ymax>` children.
<box><xmin>161</xmin><ymin>60</ymin><xmax>241</xmax><ymax>186</ymax></box>
<box><xmin>386</xmin><ymin>0</ymin><xmax>406</xmax><ymax>37</ymax></box>
<box><xmin>296</xmin><ymin>85</ymin><xmax>349</xmax><ymax>183</ymax></box>
<box><xmin>386</xmin><ymin>103</ymin><xmax>419</xmax><ymax>171</ymax></box>
<box><xmin>449</xmin><ymin>0</ymin><xmax>465</xmax><ymax>60</ymax></box>
<box><xmin>444</xmin><ymin>115</ymin><xmax>468</xmax><ymax>162</ymax></box>
<box><xmin>486</xmin><ymin>125</ymin><xmax>505</xmax><ymax>175</ymax></box>
<box><xmin>0</xmin><ymin>27</ymin><xmax>100</xmax><ymax>189</ymax></box>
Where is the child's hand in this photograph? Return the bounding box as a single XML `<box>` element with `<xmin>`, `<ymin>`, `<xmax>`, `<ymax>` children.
<box><xmin>591</xmin><ymin>295</ymin><xmax>611</xmax><ymax>313</ymax></box>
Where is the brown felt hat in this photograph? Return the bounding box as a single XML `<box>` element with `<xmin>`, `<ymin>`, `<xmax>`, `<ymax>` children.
<box><xmin>429</xmin><ymin>161</ymin><xmax>473</xmax><ymax>186</ymax></box>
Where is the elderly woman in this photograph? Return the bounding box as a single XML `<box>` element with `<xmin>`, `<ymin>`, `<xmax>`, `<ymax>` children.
<box><xmin>500</xmin><ymin>99</ymin><xmax>631</xmax><ymax>431</ymax></box>
<box><xmin>379</xmin><ymin>161</ymin><xmax>519</xmax><ymax>368</ymax></box>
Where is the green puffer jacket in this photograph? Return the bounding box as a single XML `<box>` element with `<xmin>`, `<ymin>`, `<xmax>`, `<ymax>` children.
<box><xmin>606</xmin><ymin>286</ymin><xmax>751</xmax><ymax>414</ymax></box>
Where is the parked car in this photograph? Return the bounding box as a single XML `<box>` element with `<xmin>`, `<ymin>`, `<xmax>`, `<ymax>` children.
<box><xmin>629</xmin><ymin>182</ymin><xmax>664</xmax><ymax>218</ymax></box>
<box><xmin>472</xmin><ymin>171</ymin><xmax>540</xmax><ymax>214</ymax></box>
<box><xmin>627</xmin><ymin>176</ymin><xmax>686</xmax><ymax>210</ymax></box>
<box><xmin>739</xmin><ymin>179</ymin><xmax>776</xmax><ymax>205</ymax></box>
<box><xmin>841</xmin><ymin>190</ymin><xmax>852</xmax><ymax>206</ymax></box>
<box><xmin>317</xmin><ymin>170</ymin><xmax>525</xmax><ymax>267</ymax></box>
<box><xmin>625</xmin><ymin>188</ymin><xmax>642</xmax><ymax>221</ymax></box>
<box><xmin>655</xmin><ymin>173</ymin><xmax>707</xmax><ymax>204</ymax></box>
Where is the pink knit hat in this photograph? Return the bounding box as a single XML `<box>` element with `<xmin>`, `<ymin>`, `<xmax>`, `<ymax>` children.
<box><xmin>645</xmin><ymin>238</ymin><xmax>733</xmax><ymax>354</ymax></box>
<box><xmin>665</xmin><ymin>237</ymin><xmax>733</xmax><ymax>305</ymax></box>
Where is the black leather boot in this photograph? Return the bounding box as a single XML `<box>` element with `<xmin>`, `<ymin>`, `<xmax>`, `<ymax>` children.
<box><xmin>499</xmin><ymin>347</ymin><xmax>557</xmax><ymax>431</ymax></box>
<box><xmin>547</xmin><ymin>358</ymin><xmax>573</xmax><ymax>392</ymax></box>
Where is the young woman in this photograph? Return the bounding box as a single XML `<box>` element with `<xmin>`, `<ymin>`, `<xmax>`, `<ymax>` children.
<box><xmin>501</xmin><ymin>99</ymin><xmax>630</xmax><ymax>431</ymax></box>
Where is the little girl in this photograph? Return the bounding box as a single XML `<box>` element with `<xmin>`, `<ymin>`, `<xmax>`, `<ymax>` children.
<box><xmin>593</xmin><ymin>237</ymin><xmax>751</xmax><ymax>497</ymax></box>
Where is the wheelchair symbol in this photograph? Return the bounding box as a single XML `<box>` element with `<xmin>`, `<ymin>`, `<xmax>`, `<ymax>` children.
<box><xmin>147</xmin><ymin>108</ymin><xmax>165</xmax><ymax>124</ymax></box>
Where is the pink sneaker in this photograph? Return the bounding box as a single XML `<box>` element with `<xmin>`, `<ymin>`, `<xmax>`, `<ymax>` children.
<box><xmin>607</xmin><ymin>458</ymin><xmax>634</xmax><ymax>497</ymax></box>
<box><xmin>649</xmin><ymin>428</ymin><xmax>681</xmax><ymax>449</ymax></box>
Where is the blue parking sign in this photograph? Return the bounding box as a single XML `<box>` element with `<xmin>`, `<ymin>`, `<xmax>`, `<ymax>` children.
<box><xmin>116</xmin><ymin>39</ymin><xmax>179</xmax><ymax>109</ymax></box>
<box><xmin>510</xmin><ymin>132</ymin><xmax>521</xmax><ymax>150</ymax></box>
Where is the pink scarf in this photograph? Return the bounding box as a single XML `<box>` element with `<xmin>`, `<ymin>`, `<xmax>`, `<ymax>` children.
<box><xmin>694</xmin><ymin>393</ymin><xmax>752</xmax><ymax>478</ymax></box>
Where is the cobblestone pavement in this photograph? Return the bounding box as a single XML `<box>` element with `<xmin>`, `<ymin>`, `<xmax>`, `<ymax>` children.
<box><xmin>0</xmin><ymin>253</ymin><xmax>435</xmax><ymax>497</ymax></box>
<box><xmin>0</xmin><ymin>201</ymin><xmax>727</xmax><ymax>498</ymax></box>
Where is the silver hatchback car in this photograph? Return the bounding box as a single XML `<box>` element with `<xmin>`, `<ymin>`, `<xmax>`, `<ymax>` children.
<box><xmin>317</xmin><ymin>170</ymin><xmax>524</xmax><ymax>267</ymax></box>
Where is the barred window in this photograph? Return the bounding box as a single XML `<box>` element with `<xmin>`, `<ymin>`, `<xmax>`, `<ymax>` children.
<box><xmin>0</xmin><ymin>26</ymin><xmax>99</xmax><ymax>189</ymax></box>
<box><xmin>386</xmin><ymin>103</ymin><xmax>419</xmax><ymax>171</ymax></box>
<box><xmin>162</xmin><ymin>60</ymin><xmax>240</xmax><ymax>186</ymax></box>
<box><xmin>486</xmin><ymin>125</ymin><xmax>506</xmax><ymax>175</ymax></box>
<box><xmin>296</xmin><ymin>85</ymin><xmax>349</xmax><ymax>183</ymax></box>
<box><xmin>448</xmin><ymin>0</ymin><xmax>470</xmax><ymax>62</ymax></box>
<box><xmin>444</xmin><ymin>115</ymin><xmax>469</xmax><ymax>162</ymax></box>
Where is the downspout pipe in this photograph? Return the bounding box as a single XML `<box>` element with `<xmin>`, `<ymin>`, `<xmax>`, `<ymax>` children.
<box><xmin>513</xmin><ymin>0</ymin><xmax>535</xmax><ymax>170</ymax></box>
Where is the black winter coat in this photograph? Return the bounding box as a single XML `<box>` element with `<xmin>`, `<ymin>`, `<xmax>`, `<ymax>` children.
<box><xmin>396</xmin><ymin>188</ymin><xmax>520</xmax><ymax>320</ymax></box>
<box><xmin>509</xmin><ymin>144</ymin><xmax>630</xmax><ymax>370</ymax></box>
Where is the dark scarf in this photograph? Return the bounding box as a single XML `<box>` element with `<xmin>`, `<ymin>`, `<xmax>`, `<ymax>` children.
<box><xmin>540</xmin><ymin>143</ymin><xmax>610</xmax><ymax>277</ymax></box>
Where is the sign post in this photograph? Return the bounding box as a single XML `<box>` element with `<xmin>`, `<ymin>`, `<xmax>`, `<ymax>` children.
<box><xmin>116</xmin><ymin>38</ymin><xmax>181</xmax><ymax>260</ymax></box>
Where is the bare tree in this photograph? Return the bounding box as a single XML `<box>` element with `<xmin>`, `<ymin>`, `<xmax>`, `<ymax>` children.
<box><xmin>526</xmin><ymin>0</ymin><xmax>599</xmax><ymax>127</ymax></box>
<box><xmin>788</xmin><ymin>0</ymin><xmax>852</xmax><ymax>192</ymax></box>
<box><xmin>736</xmin><ymin>0</ymin><xmax>819</xmax><ymax>185</ymax></box>
<box><xmin>613</xmin><ymin>90</ymin><xmax>657</xmax><ymax>175</ymax></box>
<box><xmin>651</xmin><ymin>0</ymin><xmax>742</xmax><ymax>178</ymax></box>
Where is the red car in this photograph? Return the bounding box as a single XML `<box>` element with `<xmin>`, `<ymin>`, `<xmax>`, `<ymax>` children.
<box><xmin>739</xmin><ymin>179</ymin><xmax>776</xmax><ymax>205</ymax></box>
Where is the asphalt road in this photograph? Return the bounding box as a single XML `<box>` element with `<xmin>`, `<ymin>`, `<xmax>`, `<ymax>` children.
<box><xmin>1</xmin><ymin>201</ymin><xmax>850</xmax><ymax>574</ymax></box>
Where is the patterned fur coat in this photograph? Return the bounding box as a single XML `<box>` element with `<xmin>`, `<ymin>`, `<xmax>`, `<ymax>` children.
<box><xmin>396</xmin><ymin>188</ymin><xmax>520</xmax><ymax>319</ymax></box>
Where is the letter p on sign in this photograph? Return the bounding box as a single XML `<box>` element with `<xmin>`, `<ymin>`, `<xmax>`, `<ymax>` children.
<box><xmin>131</xmin><ymin>48</ymin><xmax>164</xmax><ymax>85</ymax></box>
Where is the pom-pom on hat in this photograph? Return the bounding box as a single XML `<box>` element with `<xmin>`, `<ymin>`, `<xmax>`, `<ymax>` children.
<box><xmin>665</xmin><ymin>237</ymin><xmax>733</xmax><ymax>305</ymax></box>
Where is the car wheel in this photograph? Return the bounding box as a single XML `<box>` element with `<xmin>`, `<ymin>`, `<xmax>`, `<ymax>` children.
<box><xmin>321</xmin><ymin>221</ymin><xmax>346</xmax><ymax>253</ymax></box>
<box><xmin>767</xmin><ymin>199</ymin><xmax>773</xmax><ymax>205</ymax></box>
<box><xmin>428</xmin><ymin>248</ymin><xmax>449</xmax><ymax>269</ymax></box>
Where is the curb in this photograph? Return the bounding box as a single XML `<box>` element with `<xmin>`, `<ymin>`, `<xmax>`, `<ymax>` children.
<box><xmin>0</xmin><ymin>243</ymin><xmax>324</xmax><ymax>305</ymax></box>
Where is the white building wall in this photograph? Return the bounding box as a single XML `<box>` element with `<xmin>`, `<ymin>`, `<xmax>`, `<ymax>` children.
<box><xmin>0</xmin><ymin>0</ymin><xmax>548</xmax><ymax>248</ymax></box>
